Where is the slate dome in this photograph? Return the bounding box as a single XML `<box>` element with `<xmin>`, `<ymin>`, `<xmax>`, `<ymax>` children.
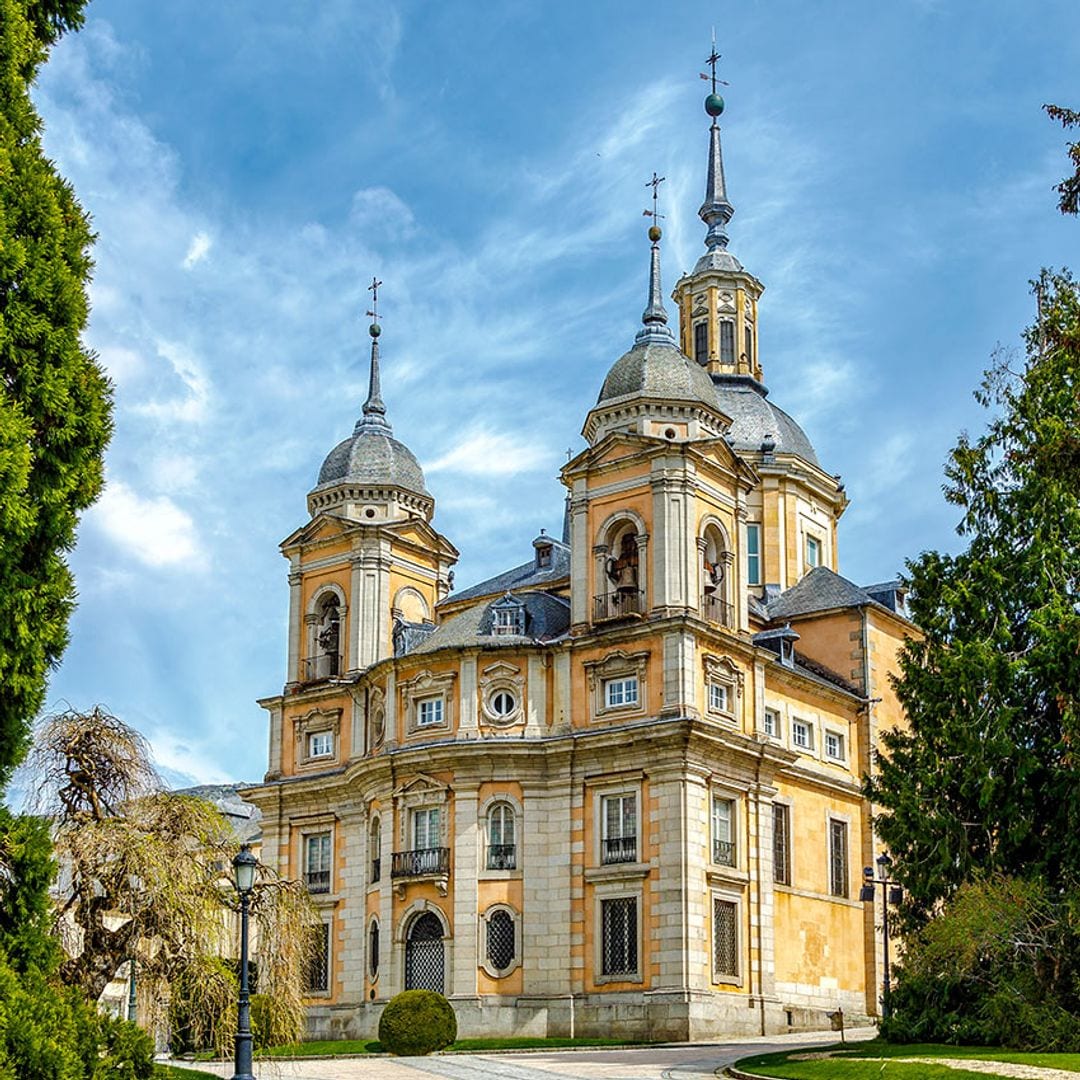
<box><xmin>713</xmin><ymin>376</ymin><xmax>820</xmax><ymax>467</ymax></box>
<box><xmin>315</xmin><ymin>424</ymin><xmax>429</xmax><ymax>496</ymax></box>
<box><xmin>598</xmin><ymin>341</ymin><xmax>718</xmax><ymax>408</ymax></box>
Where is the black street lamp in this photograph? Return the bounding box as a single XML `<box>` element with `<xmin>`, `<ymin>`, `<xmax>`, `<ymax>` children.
<box><xmin>860</xmin><ymin>852</ymin><xmax>902</xmax><ymax>1019</ymax></box>
<box><xmin>126</xmin><ymin>953</ymin><xmax>137</xmax><ymax>1022</ymax></box>
<box><xmin>231</xmin><ymin>844</ymin><xmax>258</xmax><ymax>1080</ymax></box>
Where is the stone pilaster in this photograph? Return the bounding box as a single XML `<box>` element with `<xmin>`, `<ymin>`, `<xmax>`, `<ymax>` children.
<box><xmin>683</xmin><ymin>770</ymin><xmax>711</xmax><ymax>991</ymax></box>
<box><xmin>348</xmin><ymin>554</ymin><xmax>363</xmax><ymax>672</ymax></box>
<box><xmin>458</xmin><ymin>655</ymin><xmax>478</xmax><ymax>739</ymax></box>
<box><xmin>286</xmin><ymin>559</ymin><xmax>302</xmax><ymax>684</ymax></box>
<box><xmin>570</xmin><ymin>486</ymin><xmax>589</xmax><ymax>629</ymax></box>
<box><xmin>451</xmin><ymin>785</ymin><xmax>480</xmax><ymax>999</ymax></box>
<box><xmin>337</xmin><ymin>805</ymin><xmax>367</xmax><ymax>1002</ymax></box>
<box><xmin>525</xmin><ymin>655</ymin><xmax>545</xmax><ymax>738</ymax></box>
<box><xmin>661</xmin><ymin>630</ymin><xmax>696</xmax><ymax>718</ymax></box>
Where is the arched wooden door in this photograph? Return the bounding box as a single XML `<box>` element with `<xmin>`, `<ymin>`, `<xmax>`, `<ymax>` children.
<box><xmin>404</xmin><ymin>911</ymin><xmax>444</xmax><ymax>993</ymax></box>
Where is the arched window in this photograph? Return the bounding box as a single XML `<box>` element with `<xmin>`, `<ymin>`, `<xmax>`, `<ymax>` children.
<box><xmin>404</xmin><ymin>911</ymin><xmax>444</xmax><ymax>993</ymax></box>
<box><xmin>701</xmin><ymin>524</ymin><xmax>733</xmax><ymax>629</ymax></box>
<box><xmin>369</xmin><ymin>817</ymin><xmax>381</xmax><ymax>884</ymax></box>
<box><xmin>486</xmin><ymin>804</ymin><xmax>516</xmax><ymax>870</ymax></box>
<box><xmin>597</xmin><ymin>523</ymin><xmax>642</xmax><ymax>620</ymax></box>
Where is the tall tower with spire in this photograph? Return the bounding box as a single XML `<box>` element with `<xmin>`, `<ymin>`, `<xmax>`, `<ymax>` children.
<box><xmin>672</xmin><ymin>46</ymin><xmax>764</xmax><ymax>382</ymax></box>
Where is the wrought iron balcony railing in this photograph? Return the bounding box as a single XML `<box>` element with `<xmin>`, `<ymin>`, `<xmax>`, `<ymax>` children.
<box><xmin>486</xmin><ymin>844</ymin><xmax>516</xmax><ymax>871</ymax></box>
<box><xmin>301</xmin><ymin>651</ymin><xmax>342</xmax><ymax>682</ymax></box>
<box><xmin>601</xmin><ymin>835</ymin><xmax>638</xmax><ymax>865</ymax></box>
<box><xmin>702</xmin><ymin>594</ymin><xmax>735</xmax><ymax>628</ymax></box>
<box><xmin>391</xmin><ymin>847</ymin><xmax>450</xmax><ymax>879</ymax></box>
<box><xmin>712</xmin><ymin>839</ymin><xmax>736</xmax><ymax>867</ymax></box>
<box><xmin>593</xmin><ymin>590</ymin><xmax>644</xmax><ymax>622</ymax></box>
<box><xmin>305</xmin><ymin>869</ymin><xmax>330</xmax><ymax>893</ymax></box>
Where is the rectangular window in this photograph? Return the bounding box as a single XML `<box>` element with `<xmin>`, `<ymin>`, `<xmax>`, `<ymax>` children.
<box><xmin>744</xmin><ymin>324</ymin><xmax>754</xmax><ymax>366</ymax></box>
<box><xmin>601</xmin><ymin>897</ymin><xmax>637</xmax><ymax>977</ymax></box>
<box><xmin>713</xmin><ymin>898</ymin><xmax>739</xmax><ymax>979</ymax></box>
<box><xmin>604</xmin><ymin>676</ymin><xmax>639</xmax><ymax>709</ymax></box>
<box><xmin>829</xmin><ymin>819</ymin><xmax>849</xmax><ymax>898</ymax></box>
<box><xmin>719</xmin><ymin>320</ymin><xmax>735</xmax><ymax>364</ymax></box>
<box><xmin>746</xmin><ymin>524</ymin><xmax>761</xmax><ymax>586</ymax></box>
<box><xmin>304</xmin><ymin>832</ymin><xmax>331</xmax><ymax>893</ymax></box>
<box><xmin>773</xmin><ymin>804</ymin><xmax>791</xmax><ymax>886</ymax></box>
<box><xmin>417</xmin><ymin>697</ymin><xmax>444</xmax><ymax>727</ymax></box>
<box><xmin>711</xmin><ymin>796</ymin><xmax>735</xmax><ymax>867</ymax></box>
<box><xmin>694</xmin><ymin>320</ymin><xmax>708</xmax><ymax>364</ymax></box>
<box><xmin>306</xmin><ymin>922</ymin><xmax>330</xmax><ymax>993</ymax></box>
<box><xmin>601</xmin><ymin>793</ymin><xmax>637</xmax><ymax>864</ymax></box>
<box><xmin>792</xmin><ymin>718</ymin><xmax>813</xmax><ymax>750</ymax></box>
<box><xmin>708</xmin><ymin>682</ymin><xmax>729</xmax><ymax>713</ymax></box>
<box><xmin>308</xmin><ymin>731</ymin><xmax>334</xmax><ymax>758</ymax></box>
<box><xmin>413</xmin><ymin>807</ymin><xmax>441</xmax><ymax>851</ymax></box>
<box><xmin>763</xmin><ymin>707</ymin><xmax>779</xmax><ymax>738</ymax></box>
<box><xmin>825</xmin><ymin>730</ymin><xmax>845</xmax><ymax>761</ymax></box>
<box><xmin>493</xmin><ymin>607</ymin><xmax>522</xmax><ymax>635</ymax></box>
<box><xmin>805</xmin><ymin>535</ymin><xmax>821</xmax><ymax>569</ymax></box>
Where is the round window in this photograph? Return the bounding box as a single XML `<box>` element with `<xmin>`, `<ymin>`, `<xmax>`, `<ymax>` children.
<box><xmin>490</xmin><ymin>690</ymin><xmax>516</xmax><ymax>718</ymax></box>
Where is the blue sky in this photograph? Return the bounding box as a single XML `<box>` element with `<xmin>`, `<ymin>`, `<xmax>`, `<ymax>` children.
<box><xmin>32</xmin><ymin>0</ymin><xmax>1079</xmax><ymax>788</ymax></box>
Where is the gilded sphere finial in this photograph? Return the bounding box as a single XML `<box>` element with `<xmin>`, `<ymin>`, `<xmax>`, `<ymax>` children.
<box><xmin>369</xmin><ymin>322</ymin><xmax>381</xmax><ymax>338</ymax></box>
<box><xmin>705</xmin><ymin>92</ymin><xmax>725</xmax><ymax>117</ymax></box>
<box><xmin>648</xmin><ymin>224</ymin><xmax>662</xmax><ymax>243</ymax></box>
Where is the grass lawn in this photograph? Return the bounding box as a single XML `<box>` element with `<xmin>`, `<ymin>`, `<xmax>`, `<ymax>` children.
<box><xmin>735</xmin><ymin>1040</ymin><xmax>1080</xmax><ymax>1078</ymax></box>
<box><xmin>261</xmin><ymin>1035</ymin><xmax>655</xmax><ymax>1057</ymax></box>
<box><xmin>155</xmin><ymin>1067</ymin><xmax>213</xmax><ymax>1080</ymax></box>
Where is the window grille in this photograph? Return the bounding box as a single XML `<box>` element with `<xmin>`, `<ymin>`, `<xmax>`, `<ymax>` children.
<box><xmin>601</xmin><ymin>897</ymin><xmax>637</xmax><ymax>976</ymax></box>
<box><xmin>720</xmin><ymin>320</ymin><xmax>735</xmax><ymax>364</ymax></box>
<box><xmin>306</xmin><ymin>922</ymin><xmax>329</xmax><ymax>993</ymax></box>
<box><xmin>369</xmin><ymin>921</ymin><xmax>379</xmax><ymax>977</ymax></box>
<box><xmin>694</xmin><ymin>321</ymin><xmax>708</xmax><ymax>363</ymax></box>
<box><xmin>486</xmin><ymin>910</ymin><xmax>516</xmax><ymax>971</ymax></box>
<box><xmin>829</xmin><ymin>819</ymin><xmax>849</xmax><ymax>898</ymax></box>
<box><xmin>773</xmin><ymin>804</ymin><xmax>791</xmax><ymax>886</ymax></box>
<box><xmin>713</xmin><ymin>898</ymin><xmax>739</xmax><ymax>979</ymax></box>
<box><xmin>404</xmin><ymin>912</ymin><xmax>444</xmax><ymax>993</ymax></box>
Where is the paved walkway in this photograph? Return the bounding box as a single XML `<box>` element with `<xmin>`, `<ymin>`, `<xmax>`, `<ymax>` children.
<box><xmin>174</xmin><ymin>1026</ymin><xmax>875</xmax><ymax>1080</ymax></box>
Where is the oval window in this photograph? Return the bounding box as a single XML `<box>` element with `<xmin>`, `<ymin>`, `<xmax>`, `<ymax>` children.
<box><xmin>491</xmin><ymin>691</ymin><xmax>516</xmax><ymax>718</ymax></box>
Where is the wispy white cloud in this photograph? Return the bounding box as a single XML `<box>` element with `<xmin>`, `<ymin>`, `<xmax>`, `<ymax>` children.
<box><xmin>132</xmin><ymin>340</ymin><xmax>212</xmax><ymax>424</ymax></box>
<box><xmin>426</xmin><ymin>430</ymin><xmax>552</xmax><ymax>476</ymax></box>
<box><xmin>182</xmin><ymin>230</ymin><xmax>212</xmax><ymax>269</ymax></box>
<box><xmin>89</xmin><ymin>481</ymin><xmax>202</xmax><ymax>569</ymax></box>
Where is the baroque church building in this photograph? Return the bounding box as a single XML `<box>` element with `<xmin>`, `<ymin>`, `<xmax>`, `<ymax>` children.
<box><xmin>244</xmin><ymin>78</ymin><xmax>912</xmax><ymax>1042</ymax></box>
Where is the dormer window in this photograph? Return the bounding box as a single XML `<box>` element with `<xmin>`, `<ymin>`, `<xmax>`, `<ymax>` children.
<box><xmin>492</xmin><ymin>594</ymin><xmax>525</xmax><ymax>636</ymax></box>
<box><xmin>536</xmin><ymin>545</ymin><xmax>552</xmax><ymax>569</ymax></box>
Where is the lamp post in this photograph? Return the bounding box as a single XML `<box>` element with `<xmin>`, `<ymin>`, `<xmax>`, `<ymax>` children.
<box><xmin>231</xmin><ymin>844</ymin><xmax>258</xmax><ymax>1080</ymax></box>
<box><xmin>860</xmin><ymin>852</ymin><xmax>902</xmax><ymax>1019</ymax></box>
<box><xmin>126</xmin><ymin>953</ymin><xmax>137</xmax><ymax>1022</ymax></box>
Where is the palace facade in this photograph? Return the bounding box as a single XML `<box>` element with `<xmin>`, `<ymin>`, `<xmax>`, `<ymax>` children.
<box><xmin>243</xmin><ymin>81</ymin><xmax>912</xmax><ymax>1042</ymax></box>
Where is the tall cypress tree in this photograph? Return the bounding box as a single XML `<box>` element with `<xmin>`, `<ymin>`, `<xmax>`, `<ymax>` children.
<box><xmin>0</xmin><ymin>0</ymin><xmax>110</xmax><ymax>786</ymax></box>
<box><xmin>867</xmin><ymin>270</ymin><xmax>1080</xmax><ymax>928</ymax></box>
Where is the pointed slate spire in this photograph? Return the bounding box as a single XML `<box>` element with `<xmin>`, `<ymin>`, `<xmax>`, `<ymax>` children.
<box><xmin>635</xmin><ymin>172</ymin><xmax>677</xmax><ymax>346</ymax></box>
<box><xmin>356</xmin><ymin>276</ymin><xmax>393</xmax><ymax>435</ymax></box>
<box><xmin>699</xmin><ymin>39</ymin><xmax>735</xmax><ymax>251</ymax></box>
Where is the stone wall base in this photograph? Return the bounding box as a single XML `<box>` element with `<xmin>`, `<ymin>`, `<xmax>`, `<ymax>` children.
<box><xmin>303</xmin><ymin>988</ymin><xmax>872</xmax><ymax>1043</ymax></box>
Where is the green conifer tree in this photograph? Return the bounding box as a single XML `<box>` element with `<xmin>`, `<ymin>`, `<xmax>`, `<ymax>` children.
<box><xmin>866</xmin><ymin>270</ymin><xmax>1080</xmax><ymax>927</ymax></box>
<box><xmin>0</xmin><ymin>0</ymin><xmax>111</xmax><ymax>786</ymax></box>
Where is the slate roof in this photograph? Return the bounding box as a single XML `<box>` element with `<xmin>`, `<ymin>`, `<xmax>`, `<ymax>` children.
<box><xmin>450</xmin><ymin>542</ymin><xmax>570</xmax><ymax>603</ymax></box>
<box><xmin>765</xmin><ymin>566</ymin><xmax>885</xmax><ymax>621</ymax></box>
<box><xmin>713</xmin><ymin>375</ymin><xmax>820</xmax><ymax>467</ymax></box>
<box><xmin>314</xmin><ymin>428</ymin><xmax>429</xmax><ymax>497</ymax></box>
<box><xmin>598</xmin><ymin>341</ymin><xmax>718</xmax><ymax>408</ymax></box>
<box><xmin>414</xmin><ymin>591</ymin><xmax>570</xmax><ymax>653</ymax></box>
<box><xmin>172</xmin><ymin>783</ymin><xmax>262</xmax><ymax>843</ymax></box>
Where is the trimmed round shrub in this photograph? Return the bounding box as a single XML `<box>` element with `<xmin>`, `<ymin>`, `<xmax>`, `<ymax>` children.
<box><xmin>377</xmin><ymin>990</ymin><xmax>456</xmax><ymax>1056</ymax></box>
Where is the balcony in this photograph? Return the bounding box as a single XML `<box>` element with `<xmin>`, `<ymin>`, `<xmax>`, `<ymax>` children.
<box><xmin>305</xmin><ymin>868</ymin><xmax>330</xmax><ymax>894</ymax></box>
<box><xmin>593</xmin><ymin>590</ymin><xmax>645</xmax><ymax>622</ymax></box>
<box><xmin>301</xmin><ymin>651</ymin><xmax>342</xmax><ymax>683</ymax></box>
<box><xmin>702</xmin><ymin>594</ymin><xmax>734</xmax><ymax>629</ymax></box>
<box><xmin>486</xmin><ymin>844</ymin><xmax>517</xmax><ymax>871</ymax></box>
<box><xmin>391</xmin><ymin>847</ymin><xmax>450</xmax><ymax>880</ymax></box>
<box><xmin>602</xmin><ymin>836</ymin><xmax>638</xmax><ymax>865</ymax></box>
<box><xmin>712</xmin><ymin>839</ymin><xmax>736</xmax><ymax>868</ymax></box>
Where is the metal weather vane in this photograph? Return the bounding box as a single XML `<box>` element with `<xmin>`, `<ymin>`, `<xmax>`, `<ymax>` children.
<box><xmin>366</xmin><ymin>276</ymin><xmax>383</xmax><ymax>327</ymax></box>
<box><xmin>643</xmin><ymin>171</ymin><xmax>666</xmax><ymax>227</ymax></box>
<box><xmin>700</xmin><ymin>28</ymin><xmax>730</xmax><ymax>95</ymax></box>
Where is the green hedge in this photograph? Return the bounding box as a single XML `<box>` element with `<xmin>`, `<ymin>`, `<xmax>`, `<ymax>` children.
<box><xmin>377</xmin><ymin>990</ymin><xmax>456</xmax><ymax>1056</ymax></box>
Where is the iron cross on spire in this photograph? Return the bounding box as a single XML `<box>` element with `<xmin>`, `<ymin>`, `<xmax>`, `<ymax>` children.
<box><xmin>366</xmin><ymin>276</ymin><xmax>383</xmax><ymax>325</ymax></box>
<box><xmin>643</xmin><ymin>171</ymin><xmax>666</xmax><ymax>225</ymax></box>
<box><xmin>700</xmin><ymin>28</ymin><xmax>730</xmax><ymax>94</ymax></box>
